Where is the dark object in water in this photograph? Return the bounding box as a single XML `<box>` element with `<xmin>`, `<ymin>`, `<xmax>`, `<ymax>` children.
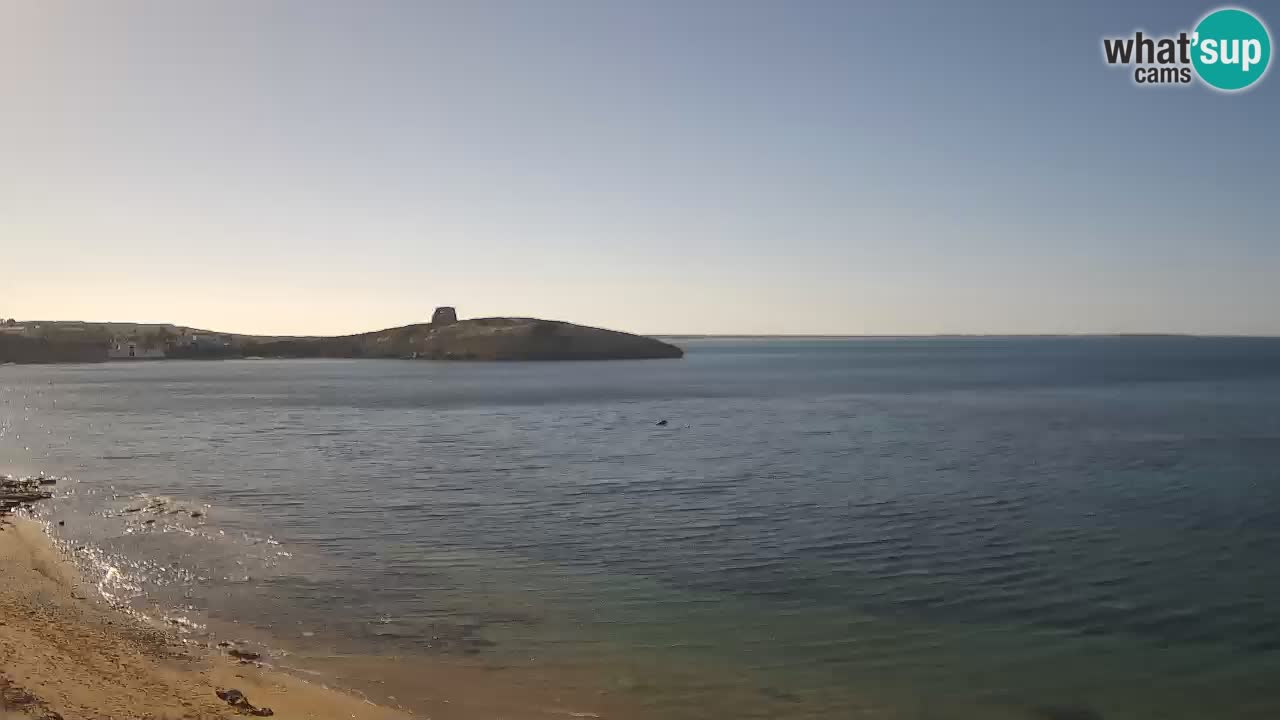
<box><xmin>656</xmin><ymin>419</ymin><xmax>668</xmax><ymax>426</ymax></box>
<box><xmin>228</xmin><ymin>648</ymin><xmax>261</xmax><ymax>661</ymax></box>
<box><xmin>1032</xmin><ymin>705</ymin><xmax>1104</xmax><ymax>720</ymax></box>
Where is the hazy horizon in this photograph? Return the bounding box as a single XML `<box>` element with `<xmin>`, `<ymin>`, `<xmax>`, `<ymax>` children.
<box><xmin>3</xmin><ymin>1</ymin><xmax>1277</xmax><ymax>337</ymax></box>
<box><xmin>10</xmin><ymin>316</ymin><xmax>1280</xmax><ymax>341</ymax></box>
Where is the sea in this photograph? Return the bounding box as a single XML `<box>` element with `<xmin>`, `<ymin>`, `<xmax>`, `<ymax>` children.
<box><xmin>3</xmin><ymin>337</ymin><xmax>1280</xmax><ymax>719</ymax></box>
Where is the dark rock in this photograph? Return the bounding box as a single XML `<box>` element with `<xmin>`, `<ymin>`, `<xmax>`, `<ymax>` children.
<box><xmin>228</xmin><ymin>648</ymin><xmax>262</xmax><ymax>661</ymax></box>
<box><xmin>1</xmin><ymin>674</ymin><xmax>63</xmax><ymax>720</ymax></box>
<box><xmin>216</xmin><ymin>687</ymin><xmax>273</xmax><ymax>716</ymax></box>
<box><xmin>0</xmin><ymin>475</ymin><xmax>54</xmax><ymax>513</ymax></box>
<box><xmin>656</xmin><ymin>419</ymin><xmax>668</xmax><ymax>426</ymax></box>
<box><xmin>216</xmin><ymin>688</ymin><xmax>246</xmax><ymax>705</ymax></box>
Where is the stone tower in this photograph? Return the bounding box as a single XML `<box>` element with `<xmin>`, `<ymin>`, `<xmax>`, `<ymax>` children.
<box><xmin>431</xmin><ymin>306</ymin><xmax>458</xmax><ymax>326</ymax></box>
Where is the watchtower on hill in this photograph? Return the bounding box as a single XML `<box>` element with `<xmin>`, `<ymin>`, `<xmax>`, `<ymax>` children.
<box><xmin>431</xmin><ymin>306</ymin><xmax>458</xmax><ymax>326</ymax></box>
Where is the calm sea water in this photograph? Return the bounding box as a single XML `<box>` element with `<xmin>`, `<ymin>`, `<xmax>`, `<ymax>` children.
<box><xmin>4</xmin><ymin>337</ymin><xmax>1280</xmax><ymax>719</ymax></box>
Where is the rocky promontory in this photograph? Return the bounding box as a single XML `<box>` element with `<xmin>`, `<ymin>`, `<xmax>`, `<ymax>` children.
<box><xmin>246</xmin><ymin>315</ymin><xmax>684</xmax><ymax>361</ymax></box>
<box><xmin>414</xmin><ymin>317</ymin><xmax>683</xmax><ymax>361</ymax></box>
<box><xmin>0</xmin><ymin>311</ymin><xmax>684</xmax><ymax>363</ymax></box>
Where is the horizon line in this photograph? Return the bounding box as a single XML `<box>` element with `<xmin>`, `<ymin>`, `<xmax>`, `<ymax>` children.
<box><xmin>9</xmin><ymin>319</ymin><xmax>1280</xmax><ymax>341</ymax></box>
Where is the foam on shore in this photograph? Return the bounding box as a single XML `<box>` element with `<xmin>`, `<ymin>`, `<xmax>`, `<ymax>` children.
<box><xmin>1</xmin><ymin>513</ymin><xmax>637</xmax><ymax>720</ymax></box>
<box><xmin>0</xmin><ymin>515</ymin><xmax>415</xmax><ymax>720</ymax></box>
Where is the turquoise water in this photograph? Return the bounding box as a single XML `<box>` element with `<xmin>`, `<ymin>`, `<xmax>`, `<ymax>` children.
<box><xmin>3</xmin><ymin>337</ymin><xmax>1280</xmax><ymax>718</ymax></box>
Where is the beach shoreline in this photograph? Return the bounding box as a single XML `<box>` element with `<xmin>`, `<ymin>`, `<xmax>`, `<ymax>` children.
<box><xmin>1</xmin><ymin>510</ymin><xmax>636</xmax><ymax>720</ymax></box>
<box><xmin>0</xmin><ymin>514</ymin><xmax>418</xmax><ymax>720</ymax></box>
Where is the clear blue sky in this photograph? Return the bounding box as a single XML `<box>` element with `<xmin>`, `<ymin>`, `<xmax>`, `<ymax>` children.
<box><xmin>2</xmin><ymin>1</ymin><xmax>1276</xmax><ymax>335</ymax></box>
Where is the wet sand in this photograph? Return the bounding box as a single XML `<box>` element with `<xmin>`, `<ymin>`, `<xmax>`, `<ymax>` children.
<box><xmin>1</xmin><ymin>515</ymin><xmax>414</xmax><ymax>719</ymax></box>
<box><xmin>0</xmin><ymin>515</ymin><xmax>627</xmax><ymax>720</ymax></box>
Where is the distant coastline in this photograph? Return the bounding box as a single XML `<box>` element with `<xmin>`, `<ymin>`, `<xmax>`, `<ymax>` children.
<box><xmin>661</xmin><ymin>333</ymin><xmax>1253</xmax><ymax>340</ymax></box>
<box><xmin>0</xmin><ymin>309</ymin><xmax>683</xmax><ymax>364</ymax></box>
<box><xmin>7</xmin><ymin>317</ymin><xmax>1274</xmax><ymax>366</ymax></box>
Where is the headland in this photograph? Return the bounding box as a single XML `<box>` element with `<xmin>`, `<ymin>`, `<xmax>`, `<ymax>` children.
<box><xmin>0</xmin><ymin>309</ymin><xmax>683</xmax><ymax>364</ymax></box>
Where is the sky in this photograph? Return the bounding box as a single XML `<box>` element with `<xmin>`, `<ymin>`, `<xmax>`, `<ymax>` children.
<box><xmin>1</xmin><ymin>0</ymin><xmax>1277</xmax><ymax>336</ymax></box>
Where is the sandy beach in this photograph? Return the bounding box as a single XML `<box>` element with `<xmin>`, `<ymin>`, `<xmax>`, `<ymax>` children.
<box><xmin>1</xmin><ymin>508</ymin><xmax>642</xmax><ymax>720</ymax></box>
<box><xmin>1</xmin><ymin>515</ymin><xmax>419</xmax><ymax>720</ymax></box>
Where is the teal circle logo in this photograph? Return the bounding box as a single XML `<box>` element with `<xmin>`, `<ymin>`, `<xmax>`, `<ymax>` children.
<box><xmin>1192</xmin><ymin>8</ymin><xmax>1271</xmax><ymax>91</ymax></box>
